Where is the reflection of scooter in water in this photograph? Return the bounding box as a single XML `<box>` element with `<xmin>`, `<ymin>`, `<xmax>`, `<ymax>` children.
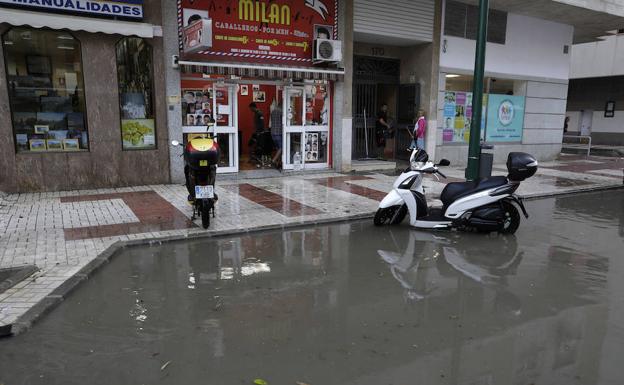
<box><xmin>377</xmin><ymin>231</ymin><xmax>443</xmax><ymax>302</ymax></box>
<box><xmin>378</xmin><ymin>231</ymin><xmax>523</xmax><ymax>314</ymax></box>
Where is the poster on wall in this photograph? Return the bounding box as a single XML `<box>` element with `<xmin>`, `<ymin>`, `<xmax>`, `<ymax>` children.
<box><xmin>485</xmin><ymin>95</ymin><xmax>525</xmax><ymax>142</ymax></box>
<box><xmin>178</xmin><ymin>0</ymin><xmax>338</xmax><ymax>66</ymax></box>
<box><xmin>121</xmin><ymin>119</ymin><xmax>155</xmax><ymax>149</ymax></box>
<box><xmin>305</xmin><ymin>133</ymin><xmax>319</xmax><ymax>162</ymax></box>
<box><xmin>442</xmin><ymin>91</ymin><xmax>487</xmax><ymax>144</ymax></box>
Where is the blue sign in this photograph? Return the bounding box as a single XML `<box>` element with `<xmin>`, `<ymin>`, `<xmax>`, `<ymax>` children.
<box><xmin>0</xmin><ymin>0</ymin><xmax>144</xmax><ymax>20</ymax></box>
<box><xmin>485</xmin><ymin>94</ymin><xmax>525</xmax><ymax>142</ymax></box>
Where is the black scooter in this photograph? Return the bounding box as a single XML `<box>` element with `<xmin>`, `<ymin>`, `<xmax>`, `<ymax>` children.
<box><xmin>171</xmin><ymin>134</ymin><xmax>220</xmax><ymax>228</ymax></box>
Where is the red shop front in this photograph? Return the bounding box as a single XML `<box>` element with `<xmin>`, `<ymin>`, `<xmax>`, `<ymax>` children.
<box><xmin>176</xmin><ymin>0</ymin><xmax>343</xmax><ymax>173</ymax></box>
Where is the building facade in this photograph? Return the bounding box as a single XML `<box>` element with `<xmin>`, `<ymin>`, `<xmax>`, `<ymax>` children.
<box><xmin>568</xmin><ymin>34</ymin><xmax>624</xmax><ymax>145</ymax></box>
<box><xmin>0</xmin><ymin>0</ymin><xmax>170</xmax><ymax>193</ymax></box>
<box><xmin>3</xmin><ymin>0</ymin><xmax>624</xmax><ymax>193</ymax></box>
<box><xmin>162</xmin><ymin>0</ymin><xmax>349</xmax><ymax>182</ymax></box>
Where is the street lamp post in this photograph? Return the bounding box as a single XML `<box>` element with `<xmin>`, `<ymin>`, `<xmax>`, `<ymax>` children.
<box><xmin>465</xmin><ymin>0</ymin><xmax>490</xmax><ymax>181</ymax></box>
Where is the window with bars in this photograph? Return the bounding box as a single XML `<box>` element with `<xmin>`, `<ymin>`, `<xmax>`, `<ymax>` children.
<box><xmin>444</xmin><ymin>0</ymin><xmax>507</xmax><ymax>44</ymax></box>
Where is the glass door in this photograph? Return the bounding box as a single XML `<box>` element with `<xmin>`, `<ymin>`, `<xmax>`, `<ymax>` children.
<box><xmin>282</xmin><ymin>83</ymin><xmax>330</xmax><ymax>170</ymax></box>
<box><xmin>212</xmin><ymin>83</ymin><xmax>238</xmax><ymax>173</ymax></box>
<box><xmin>283</xmin><ymin>86</ymin><xmax>305</xmax><ymax>170</ymax></box>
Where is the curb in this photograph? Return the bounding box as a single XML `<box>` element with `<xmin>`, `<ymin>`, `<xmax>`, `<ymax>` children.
<box><xmin>6</xmin><ymin>182</ymin><xmax>624</xmax><ymax>336</ymax></box>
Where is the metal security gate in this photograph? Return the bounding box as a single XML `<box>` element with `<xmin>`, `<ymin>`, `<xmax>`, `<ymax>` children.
<box><xmin>352</xmin><ymin>56</ymin><xmax>400</xmax><ymax>159</ymax></box>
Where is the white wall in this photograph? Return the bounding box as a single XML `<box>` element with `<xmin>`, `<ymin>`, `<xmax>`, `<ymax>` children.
<box><xmin>590</xmin><ymin>111</ymin><xmax>624</xmax><ymax>133</ymax></box>
<box><xmin>570</xmin><ymin>35</ymin><xmax>624</xmax><ymax>78</ymax></box>
<box><xmin>566</xmin><ymin>110</ymin><xmax>624</xmax><ymax>133</ymax></box>
<box><xmin>354</xmin><ymin>0</ymin><xmax>435</xmax><ymax>44</ymax></box>
<box><xmin>440</xmin><ymin>13</ymin><xmax>574</xmax><ymax>80</ymax></box>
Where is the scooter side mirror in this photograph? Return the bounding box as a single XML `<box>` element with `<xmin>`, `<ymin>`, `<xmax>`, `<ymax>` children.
<box><xmin>171</xmin><ymin>140</ymin><xmax>180</xmax><ymax>147</ymax></box>
<box><xmin>437</xmin><ymin>159</ymin><xmax>451</xmax><ymax>167</ymax></box>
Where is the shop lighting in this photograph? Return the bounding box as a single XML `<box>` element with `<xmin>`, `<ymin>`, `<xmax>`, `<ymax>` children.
<box><xmin>57</xmin><ymin>35</ymin><xmax>74</xmax><ymax>40</ymax></box>
<box><xmin>57</xmin><ymin>44</ymin><xmax>75</xmax><ymax>50</ymax></box>
<box><xmin>3</xmin><ymin>41</ymin><xmax>13</xmax><ymax>45</ymax></box>
<box><xmin>446</xmin><ymin>74</ymin><xmax>460</xmax><ymax>78</ymax></box>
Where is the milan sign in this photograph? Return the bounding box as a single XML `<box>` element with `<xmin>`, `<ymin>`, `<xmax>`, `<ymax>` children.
<box><xmin>179</xmin><ymin>0</ymin><xmax>338</xmax><ymax>65</ymax></box>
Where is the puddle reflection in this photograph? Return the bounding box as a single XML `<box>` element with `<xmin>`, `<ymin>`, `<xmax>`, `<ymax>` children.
<box><xmin>1</xmin><ymin>192</ymin><xmax>623</xmax><ymax>385</ymax></box>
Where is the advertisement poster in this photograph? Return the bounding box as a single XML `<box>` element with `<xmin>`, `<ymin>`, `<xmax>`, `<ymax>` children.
<box><xmin>305</xmin><ymin>132</ymin><xmax>319</xmax><ymax>162</ymax></box>
<box><xmin>443</xmin><ymin>91</ymin><xmax>488</xmax><ymax>144</ymax></box>
<box><xmin>179</xmin><ymin>0</ymin><xmax>338</xmax><ymax>65</ymax></box>
<box><xmin>485</xmin><ymin>95</ymin><xmax>525</xmax><ymax>142</ymax></box>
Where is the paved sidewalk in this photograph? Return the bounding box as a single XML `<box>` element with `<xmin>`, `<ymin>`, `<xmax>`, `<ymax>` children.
<box><xmin>0</xmin><ymin>154</ymin><xmax>622</xmax><ymax>334</ymax></box>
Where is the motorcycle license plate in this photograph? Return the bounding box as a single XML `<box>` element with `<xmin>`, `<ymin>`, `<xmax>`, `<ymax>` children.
<box><xmin>199</xmin><ymin>160</ymin><xmax>208</xmax><ymax>167</ymax></box>
<box><xmin>195</xmin><ymin>185</ymin><xmax>214</xmax><ymax>199</ymax></box>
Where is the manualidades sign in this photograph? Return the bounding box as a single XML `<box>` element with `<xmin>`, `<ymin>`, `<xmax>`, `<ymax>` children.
<box><xmin>0</xmin><ymin>0</ymin><xmax>144</xmax><ymax>20</ymax></box>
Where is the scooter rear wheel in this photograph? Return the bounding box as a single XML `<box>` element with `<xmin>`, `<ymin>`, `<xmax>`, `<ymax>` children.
<box><xmin>201</xmin><ymin>200</ymin><xmax>212</xmax><ymax>229</ymax></box>
<box><xmin>498</xmin><ymin>201</ymin><xmax>520</xmax><ymax>234</ymax></box>
<box><xmin>374</xmin><ymin>205</ymin><xmax>406</xmax><ymax>226</ymax></box>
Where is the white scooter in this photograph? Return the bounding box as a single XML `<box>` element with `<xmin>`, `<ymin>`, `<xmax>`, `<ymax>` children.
<box><xmin>374</xmin><ymin>149</ymin><xmax>537</xmax><ymax>234</ymax></box>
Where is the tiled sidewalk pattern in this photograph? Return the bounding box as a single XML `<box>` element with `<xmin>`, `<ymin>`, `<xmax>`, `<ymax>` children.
<box><xmin>0</xmin><ymin>154</ymin><xmax>622</xmax><ymax>329</ymax></box>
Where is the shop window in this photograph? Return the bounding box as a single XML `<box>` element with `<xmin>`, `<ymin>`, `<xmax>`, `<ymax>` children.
<box><xmin>116</xmin><ymin>37</ymin><xmax>156</xmax><ymax>150</ymax></box>
<box><xmin>444</xmin><ymin>0</ymin><xmax>507</xmax><ymax>44</ymax></box>
<box><xmin>304</xmin><ymin>84</ymin><xmax>330</xmax><ymax>126</ymax></box>
<box><xmin>3</xmin><ymin>28</ymin><xmax>88</xmax><ymax>153</ymax></box>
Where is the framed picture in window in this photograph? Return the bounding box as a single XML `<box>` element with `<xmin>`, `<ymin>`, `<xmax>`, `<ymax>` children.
<box><xmin>34</xmin><ymin>125</ymin><xmax>49</xmax><ymax>134</ymax></box>
<box><xmin>29</xmin><ymin>139</ymin><xmax>47</xmax><ymax>151</ymax></box>
<box><xmin>46</xmin><ymin>139</ymin><xmax>63</xmax><ymax>151</ymax></box>
<box><xmin>26</xmin><ymin>55</ymin><xmax>52</xmax><ymax>75</ymax></box>
<box><xmin>63</xmin><ymin>139</ymin><xmax>80</xmax><ymax>150</ymax></box>
<box><xmin>605</xmin><ymin>101</ymin><xmax>615</xmax><ymax>118</ymax></box>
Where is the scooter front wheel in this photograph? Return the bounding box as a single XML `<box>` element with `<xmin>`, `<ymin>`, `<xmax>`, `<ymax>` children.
<box><xmin>374</xmin><ymin>205</ymin><xmax>407</xmax><ymax>226</ymax></box>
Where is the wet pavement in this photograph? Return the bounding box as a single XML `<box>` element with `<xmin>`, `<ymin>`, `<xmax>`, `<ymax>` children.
<box><xmin>1</xmin><ymin>155</ymin><xmax>623</xmax><ymax>330</ymax></box>
<box><xmin>1</xmin><ymin>191</ymin><xmax>623</xmax><ymax>385</ymax></box>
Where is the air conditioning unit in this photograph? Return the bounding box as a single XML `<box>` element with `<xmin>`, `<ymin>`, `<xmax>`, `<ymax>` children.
<box><xmin>313</xmin><ymin>39</ymin><xmax>342</xmax><ymax>62</ymax></box>
<box><xmin>183</xmin><ymin>18</ymin><xmax>212</xmax><ymax>53</ymax></box>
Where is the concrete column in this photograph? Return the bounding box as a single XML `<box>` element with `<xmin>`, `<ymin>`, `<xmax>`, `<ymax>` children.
<box><xmin>333</xmin><ymin>0</ymin><xmax>354</xmax><ymax>172</ymax></box>
<box><xmin>425</xmin><ymin>0</ymin><xmax>443</xmax><ymax>161</ymax></box>
<box><xmin>161</xmin><ymin>0</ymin><xmax>185</xmax><ymax>184</ymax></box>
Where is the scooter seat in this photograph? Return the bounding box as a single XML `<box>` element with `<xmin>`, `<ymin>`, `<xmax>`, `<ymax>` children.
<box><xmin>440</xmin><ymin>176</ymin><xmax>508</xmax><ymax>207</ymax></box>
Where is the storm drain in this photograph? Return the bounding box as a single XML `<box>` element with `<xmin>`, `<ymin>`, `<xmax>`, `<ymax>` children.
<box><xmin>0</xmin><ymin>265</ymin><xmax>38</xmax><ymax>337</ymax></box>
<box><xmin>0</xmin><ymin>265</ymin><xmax>39</xmax><ymax>295</ymax></box>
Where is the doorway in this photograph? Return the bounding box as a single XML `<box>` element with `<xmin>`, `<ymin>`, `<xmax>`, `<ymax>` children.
<box><xmin>182</xmin><ymin>77</ymin><xmax>331</xmax><ymax>173</ymax></box>
<box><xmin>580</xmin><ymin>109</ymin><xmax>593</xmax><ymax>136</ymax></box>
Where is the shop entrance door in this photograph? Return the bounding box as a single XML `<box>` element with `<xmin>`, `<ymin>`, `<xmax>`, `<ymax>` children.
<box><xmin>283</xmin><ymin>85</ymin><xmax>330</xmax><ymax>170</ymax></box>
<box><xmin>213</xmin><ymin>83</ymin><xmax>238</xmax><ymax>173</ymax></box>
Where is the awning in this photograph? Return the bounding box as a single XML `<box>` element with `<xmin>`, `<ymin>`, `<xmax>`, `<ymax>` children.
<box><xmin>178</xmin><ymin>60</ymin><xmax>345</xmax><ymax>81</ymax></box>
<box><xmin>0</xmin><ymin>8</ymin><xmax>159</xmax><ymax>38</ymax></box>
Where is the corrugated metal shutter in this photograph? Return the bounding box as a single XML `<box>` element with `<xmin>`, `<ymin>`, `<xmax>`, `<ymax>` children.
<box><xmin>354</xmin><ymin>0</ymin><xmax>435</xmax><ymax>43</ymax></box>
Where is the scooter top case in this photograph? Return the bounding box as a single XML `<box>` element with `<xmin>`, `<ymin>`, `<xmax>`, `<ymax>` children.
<box><xmin>507</xmin><ymin>152</ymin><xmax>538</xmax><ymax>181</ymax></box>
<box><xmin>185</xmin><ymin>137</ymin><xmax>220</xmax><ymax>171</ymax></box>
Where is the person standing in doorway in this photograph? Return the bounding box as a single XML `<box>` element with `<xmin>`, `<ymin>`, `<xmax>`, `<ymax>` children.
<box><xmin>415</xmin><ymin>110</ymin><xmax>427</xmax><ymax>150</ymax></box>
<box><xmin>250</xmin><ymin>103</ymin><xmax>265</xmax><ymax>132</ymax></box>
<box><xmin>270</xmin><ymin>100</ymin><xmax>283</xmax><ymax>170</ymax></box>
<box><xmin>564</xmin><ymin>116</ymin><xmax>569</xmax><ymax>133</ymax></box>
<box><xmin>376</xmin><ymin>103</ymin><xmax>391</xmax><ymax>158</ymax></box>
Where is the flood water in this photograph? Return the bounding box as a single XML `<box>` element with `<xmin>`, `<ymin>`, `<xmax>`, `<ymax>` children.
<box><xmin>1</xmin><ymin>191</ymin><xmax>624</xmax><ymax>385</ymax></box>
